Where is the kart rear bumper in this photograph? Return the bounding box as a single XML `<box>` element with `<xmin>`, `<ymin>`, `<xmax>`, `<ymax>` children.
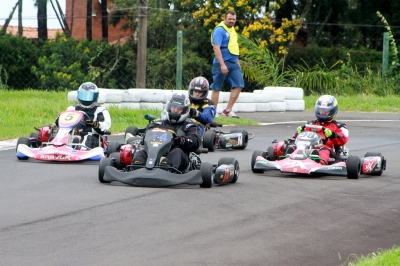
<box><xmin>104</xmin><ymin>167</ymin><xmax>203</xmax><ymax>187</ymax></box>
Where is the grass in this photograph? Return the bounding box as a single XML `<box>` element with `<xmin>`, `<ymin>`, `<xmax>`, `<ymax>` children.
<box><xmin>345</xmin><ymin>246</ymin><xmax>400</xmax><ymax>266</ymax></box>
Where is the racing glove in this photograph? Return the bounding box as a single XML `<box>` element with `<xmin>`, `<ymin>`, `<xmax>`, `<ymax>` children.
<box><xmin>297</xmin><ymin>126</ymin><xmax>305</xmax><ymax>134</ymax></box>
<box><xmin>324</xmin><ymin>128</ymin><xmax>337</xmax><ymax>139</ymax></box>
<box><xmin>85</xmin><ymin>120</ymin><xmax>100</xmax><ymax>129</ymax></box>
<box><xmin>173</xmin><ymin>136</ymin><xmax>185</xmax><ymax>146</ymax></box>
<box><xmin>189</xmin><ymin>108</ymin><xmax>198</xmax><ymax>118</ymax></box>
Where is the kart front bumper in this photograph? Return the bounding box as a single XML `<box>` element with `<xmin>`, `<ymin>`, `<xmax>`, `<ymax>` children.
<box><xmin>103</xmin><ymin>167</ymin><xmax>203</xmax><ymax>187</ymax></box>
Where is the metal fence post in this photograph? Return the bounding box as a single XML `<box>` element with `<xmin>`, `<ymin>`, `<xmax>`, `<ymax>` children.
<box><xmin>382</xmin><ymin>32</ymin><xmax>389</xmax><ymax>77</ymax></box>
<box><xmin>176</xmin><ymin>30</ymin><xmax>182</xmax><ymax>90</ymax></box>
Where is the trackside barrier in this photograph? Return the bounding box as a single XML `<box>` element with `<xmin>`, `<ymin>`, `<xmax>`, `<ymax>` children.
<box><xmin>67</xmin><ymin>87</ymin><xmax>304</xmax><ymax>112</ymax></box>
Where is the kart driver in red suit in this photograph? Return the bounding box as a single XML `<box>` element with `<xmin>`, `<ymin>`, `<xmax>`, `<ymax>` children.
<box><xmin>295</xmin><ymin>95</ymin><xmax>349</xmax><ymax>165</ymax></box>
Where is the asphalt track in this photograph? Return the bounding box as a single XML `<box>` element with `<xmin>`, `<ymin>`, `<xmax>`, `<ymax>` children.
<box><xmin>1</xmin><ymin>111</ymin><xmax>399</xmax><ymax>266</ymax></box>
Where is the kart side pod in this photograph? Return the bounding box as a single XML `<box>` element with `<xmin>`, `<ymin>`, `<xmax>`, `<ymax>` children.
<box><xmin>214</xmin><ymin>164</ymin><xmax>236</xmax><ymax>184</ymax></box>
<box><xmin>219</xmin><ymin>133</ymin><xmax>244</xmax><ymax>149</ymax></box>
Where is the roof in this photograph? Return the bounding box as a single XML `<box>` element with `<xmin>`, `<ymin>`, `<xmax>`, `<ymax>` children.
<box><xmin>0</xmin><ymin>25</ymin><xmax>61</xmax><ymax>39</ymax></box>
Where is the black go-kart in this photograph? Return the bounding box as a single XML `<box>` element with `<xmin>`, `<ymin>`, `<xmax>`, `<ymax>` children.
<box><xmin>99</xmin><ymin>126</ymin><xmax>240</xmax><ymax>188</ymax></box>
<box><xmin>202</xmin><ymin>123</ymin><xmax>255</xmax><ymax>152</ymax></box>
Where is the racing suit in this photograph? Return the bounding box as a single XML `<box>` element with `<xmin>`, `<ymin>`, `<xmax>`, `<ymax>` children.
<box><xmin>189</xmin><ymin>98</ymin><xmax>216</xmax><ymax>136</ymax></box>
<box><xmin>296</xmin><ymin>120</ymin><xmax>349</xmax><ymax>165</ymax></box>
<box><xmin>55</xmin><ymin>104</ymin><xmax>111</xmax><ymax>149</ymax></box>
<box><xmin>132</xmin><ymin>119</ymin><xmax>202</xmax><ymax>171</ymax></box>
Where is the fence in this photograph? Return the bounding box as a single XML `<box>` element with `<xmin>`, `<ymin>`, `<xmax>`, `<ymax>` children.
<box><xmin>0</xmin><ymin>23</ymin><xmax>395</xmax><ymax>92</ymax></box>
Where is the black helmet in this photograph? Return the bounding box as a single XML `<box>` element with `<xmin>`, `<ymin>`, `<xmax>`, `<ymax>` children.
<box><xmin>165</xmin><ymin>92</ymin><xmax>190</xmax><ymax>124</ymax></box>
<box><xmin>314</xmin><ymin>95</ymin><xmax>338</xmax><ymax>123</ymax></box>
<box><xmin>77</xmin><ymin>82</ymin><xmax>99</xmax><ymax>109</ymax></box>
<box><xmin>188</xmin><ymin>77</ymin><xmax>209</xmax><ymax>103</ymax></box>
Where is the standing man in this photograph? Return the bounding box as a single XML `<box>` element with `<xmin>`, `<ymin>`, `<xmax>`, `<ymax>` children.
<box><xmin>210</xmin><ymin>10</ymin><xmax>244</xmax><ymax>118</ymax></box>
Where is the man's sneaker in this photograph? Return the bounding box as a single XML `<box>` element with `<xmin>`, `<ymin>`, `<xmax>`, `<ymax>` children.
<box><xmin>222</xmin><ymin>109</ymin><xmax>239</xmax><ymax>118</ymax></box>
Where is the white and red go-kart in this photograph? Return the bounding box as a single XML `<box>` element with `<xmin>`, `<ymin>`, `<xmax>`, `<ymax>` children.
<box><xmin>251</xmin><ymin>124</ymin><xmax>386</xmax><ymax>179</ymax></box>
<box><xmin>16</xmin><ymin>110</ymin><xmax>119</xmax><ymax>162</ymax></box>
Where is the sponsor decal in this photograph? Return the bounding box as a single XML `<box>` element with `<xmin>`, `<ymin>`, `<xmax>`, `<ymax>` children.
<box><xmin>222</xmin><ymin>168</ymin><xmax>230</xmax><ymax>182</ymax></box>
<box><xmin>283</xmin><ymin>160</ymin><xmax>314</xmax><ymax>169</ymax></box>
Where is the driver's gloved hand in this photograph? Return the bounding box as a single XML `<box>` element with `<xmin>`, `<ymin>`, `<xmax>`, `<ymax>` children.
<box><xmin>173</xmin><ymin>136</ymin><xmax>184</xmax><ymax>146</ymax></box>
<box><xmin>85</xmin><ymin>120</ymin><xmax>100</xmax><ymax>129</ymax></box>
<box><xmin>297</xmin><ymin>126</ymin><xmax>304</xmax><ymax>134</ymax></box>
<box><xmin>189</xmin><ymin>108</ymin><xmax>198</xmax><ymax>118</ymax></box>
<box><xmin>324</xmin><ymin>128</ymin><xmax>337</xmax><ymax>139</ymax></box>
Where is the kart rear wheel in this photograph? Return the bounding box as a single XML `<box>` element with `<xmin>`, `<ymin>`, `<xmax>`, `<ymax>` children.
<box><xmin>267</xmin><ymin>146</ymin><xmax>276</xmax><ymax>161</ymax></box>
<box><xmin>347</xmin><ymin>155</ymin><xmax>361</xmax><ymax>179</ymax></box>
<box><xmin>218</xmin><ymin>157</ymin><xmax>240</xmax><ymax>183</ymax></box>
<box><xmin>99</xmin><ymin>157</ymin><xmax>114</xmax><ymax>183</ymax></box>
<box><xmin>109</xmin><ymin>152</ymin><xmax>123</xmax><ymax>170</ymax></box>
<box><xmin>251</xmin><ymin>150</ymin><xmax>266</xmax><ymax>173</ymax></box>
<box><xmin>106</xmin><ymin>141</ymin><xmax>120</xmax><ymax>156</ymax></box>
<box><xmin>203</xmin><ymin>130</ymin><xmax>216</xmax><ymax>152</ymax></box>
<box><xmin>125</xmin><ymin>126</ymin><xmax>139</xmax><ymax>142</ymax></box>
<box><xmin>364</xmin><ymin>152</ymin><xmax>384</xmax><ymax>176</ymax></box>
<box><xmin>230</xmin><ymin>128</ymin><xmax>248</xmax><ymax>150</ymax></box>
<box><xmin>16</xmin><ymin>137</ymin><xmax>31</xmax><ymax>159</ymax></box>
<box><xmin>200</xmin><ymin>162</ymin><xmax>213</xmax><ymax>188</ymax></box>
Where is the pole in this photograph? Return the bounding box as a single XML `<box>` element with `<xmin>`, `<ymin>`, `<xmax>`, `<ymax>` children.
<box><xmin>176</xmin><ymin>30</ymin><xmax>183</xmax><ymax>90</ymax></box>
<box><xmin>136</xmin><ymin>0</ymin><xmax>148</xmax><ymax>88</ymax></box>
<box><xmin>382</xmin><ymin>32</ymin><xmax>389</xmax><ymax>77</ymax></box>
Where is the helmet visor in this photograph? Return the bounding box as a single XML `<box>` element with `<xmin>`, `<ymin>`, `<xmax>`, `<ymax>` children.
<box><xmin>78</xmin><ymin>90</ymin><xmax>98</xmax><ymax>102</ymax></box>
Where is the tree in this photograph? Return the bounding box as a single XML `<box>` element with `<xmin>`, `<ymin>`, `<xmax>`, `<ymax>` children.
<box><xmin>0</xmin><ymin>1</ymin><xmax>19</xmax><ymax>36</ymax></box>
<box><xmin>18</xmin><ymin>0</ymin><xmax>23</xmax><ymax>36</ymax></box>
<box><xmin>86</xmin><ymin>0</ymin><xmax>92</xmax><ymax>40</ymax></box>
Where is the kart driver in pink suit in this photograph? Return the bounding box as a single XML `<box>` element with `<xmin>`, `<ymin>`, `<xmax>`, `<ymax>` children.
<box><xmin>295</xmin><ymin>95</ymin><xmax>349</xmax><ymax>165</ymax></box>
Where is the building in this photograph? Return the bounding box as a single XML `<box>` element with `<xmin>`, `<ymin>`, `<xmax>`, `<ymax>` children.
<box><xmin>0</xmin><ymin>25</ymin><xmax>59</xmax><ymax>39</ymax></box>
<box><xmin>65</xmin><ymin>0</ymin><xmax>133</xmax><ymax>43</ymax></box>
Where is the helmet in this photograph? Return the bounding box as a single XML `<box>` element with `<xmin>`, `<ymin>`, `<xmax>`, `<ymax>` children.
<box><xmin>77</xmin><ymin>82</ymin><xmax>99</xmax><ymax>109</ymax></box>
<box><xmin>165</xmin><ymin>92</ymin><xmax>190</xmax><ymax>124</ymax></box>
<box><xmin>314</xmin><ymin>95</ymin><xmax>338</xmax><ymax>123</ymax></box>
<box><xmin>188</xmin><ymin>77</ymin><xmax>209</xmax><ymax>103</ymax></box>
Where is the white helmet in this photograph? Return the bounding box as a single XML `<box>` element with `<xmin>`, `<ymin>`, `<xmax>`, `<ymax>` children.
<box><xmin>164</xmin><ymin>92</ymin><xmax>190</xmax><ymax>124</ymax></box>
<box><xmin>77</xmin><ymin>82</ymin><xmax>99</xmax><ymax>109</ymax></box>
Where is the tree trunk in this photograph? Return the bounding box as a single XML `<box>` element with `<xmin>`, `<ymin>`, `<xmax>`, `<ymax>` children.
<box><xmin>37</xmin><ymin>0</ymin><xmax>48</xmax><ymax>40</ymax></box>
<box><xmin>86</xmin><ymin>0</ymin><xmax>92</xmax><ymax>41</ymax></box>
<box><xmin>0</xmin><ymin>1</ymin><xmax>18</xmax><ymax>36</ymax></box>
<box><xmin>101</xmin><ymin>0</ymin><xmax>108</xmax><ymax>41</ymax></box>
<box><xmin>18</xmin><ymin>0</ymin><xmax>23</xmax><ymax>36</ymax></box>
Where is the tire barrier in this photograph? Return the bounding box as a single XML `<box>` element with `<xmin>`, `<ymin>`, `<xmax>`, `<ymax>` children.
<box><xmin>67</xmin><ymin>87</ymin><xmax>304</xmax><ymax>112</ymax></box>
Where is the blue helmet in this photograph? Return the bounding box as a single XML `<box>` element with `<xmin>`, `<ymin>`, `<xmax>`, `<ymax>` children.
<box><xmin>77</xmin><ymin>82</ymin><xmax>99</xmax><ymax>109</ymax></box>
<box><xmin>314</xmin><ymin>95</ymin><xmax>338</xmax><ymax>123</ymax></box>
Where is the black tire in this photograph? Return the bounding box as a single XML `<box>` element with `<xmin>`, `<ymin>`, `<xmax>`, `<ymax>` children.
<box><xmin>126</xmin><ymin>136</ymin><xmax>143</xmax><ymax>145</ymax></box>
<box><xmin>109</xmin><ymin>152</ymin><xmax>123</xmax><ymax>170</ymax></box>
<box><xmin>72</xmin><ymin>137</ymin><xmax>80</xmax><ymax>150</ymax></box>
<box><xmin>364</xmin><ymin>152</ymin><xmax>384</xmax><ymax>176</ymax></box>
<box><xmin>267</xmin><ymin>146</ymin><xmax>275</xmax><ymax>161</ymax></box>
<box><xmin>106</xmin><ymin>141</ymin><xmax>120</xmax><ymax>156</ymax></box>
<box><xmin>203</xmin><ymin>130</ymin><xmax>216</xmax><ymax>152</ymax></box>
<box><xmin>251</xmin><ymin>150</ymin><xmax>266</xmax><ymax>173</ymax></box>
<box><xmin>347</xmin><ymin>155</ymin><xmax>361</xmax><ymax>179</ymax></box>
<box><xmin>200</xmin><ymin>162</ymin><xmax>213</xmax><ymax>188</ymax></box>
<box><xmin>230</xmin><ymin>128</ymin><xmax>249</xmax><ymax>150</ymax></box>
<box><xmin>16</xmin><ymin>137</ymin><xmax>31</xmax><ymax>159</ymax></box>
<box><xmin>125</xmin><ymin>126</ymin><xmax>139</xmax><ymax>141</ymax></box>
<box><xmin>29</xmin><ymin>132</ymin><xmax>39</xmax><ymax>147</ymax></box>
<box><xmin>218</xmin><ymin>157</ymin><xmax>239</xmax><ymax>183</ymax></box>
<box><xmin>98</xmin><ymin>157</ymin><xmax>114</xmax><ymax>183</ymax></box>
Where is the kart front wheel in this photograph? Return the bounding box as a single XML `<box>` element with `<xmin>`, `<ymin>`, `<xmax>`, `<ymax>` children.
<box><xmin>267</xmin><ymin>146</ymin><xmax>276</xmax><ymax>161</ymax></box>
<box><xmin>106</xmin><ymin>141</ymin><xmax>120</xmax><ymax>156</ymax></box>
<box><xmin>99</xmin><ymin>157</ymin><xmax>114</xmax><ymax>183</ymax></box>
<box><xmin>200</xmin><ymin>162</ymin><xmax>213</xmax><ymax>188</ymax></box>
<box><xmin>109</xmin><ymin>152</ymin><xmax>123</xmax><ymax>170</ymax></box>
<box><xmin>364</xmin><ymin>152</ymin><xmax>385</xmax><ymax>176</ymax></box>
<box><xmin>16</xmin><ymin>137</ymin><xmax>31</xmax><ymax>160</ymax></box>
<box><xmin>251</xmin><ymin>150</ymin><xmax>266</xmax><ymax>173</ymax></box>
<box><xmin>203</xmin><ymin>130</ymin><xmax>216</xmax><ymax>152</ymax></box>
<box><xmin>347</xmin><ymin>155</ymin><xmax>361</xmax><ymax>179</ymax></box>
<box><xmin>218</xmin><ymin>157</ymin><xmax>240</xmax><ymax>183</ymax></box>
<box><xmin>230</xmin><ymin>128</ymin><xmax>248</xmax><ymax>150</ymax></box>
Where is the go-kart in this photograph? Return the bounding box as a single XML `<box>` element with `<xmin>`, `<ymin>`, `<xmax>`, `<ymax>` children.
<box><xmin>251</xmin><ymin>124</ymin><xmax>386</xmax><ymax>179</ymax></box>
<box><xmin>99</xmin><ymin>126</ymin><xmax>240</xmax><ymax>188</ymax></box>
<box><xmin>16</xmin><ymin>110</ymin><xmax>119</xmax><ymax>162</ymax></box>
<box><xmin>202</xmin><ymin>123</ymin><xmax>255</xmax><ymax>152</ymax></box>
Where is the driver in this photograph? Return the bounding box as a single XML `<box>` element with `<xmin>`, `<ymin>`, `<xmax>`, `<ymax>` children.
<box><xmin>54</xmin><ymin>82</ymin><xmax>111</xmax><ymax>149</ymax></box>
<box><xmin>132</xmin><ymin>92</ymin><xmax>202</xmax><ymax>171</ymax></box>
<box><xmin>295</xmin><ymin>95</ymin><xmax>348</xmax><ymax>165</ymax></box>
<box><xmin>187</xmin><ymin>77</ymin><xmax>216</xmax><ymax>136</ymax></box>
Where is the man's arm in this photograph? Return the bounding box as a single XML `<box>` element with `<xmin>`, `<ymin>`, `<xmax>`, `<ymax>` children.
<box><xmin>213</xmin><ymin>44</ymin><xmax>228</xmax><ymax>75</ymax></box>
